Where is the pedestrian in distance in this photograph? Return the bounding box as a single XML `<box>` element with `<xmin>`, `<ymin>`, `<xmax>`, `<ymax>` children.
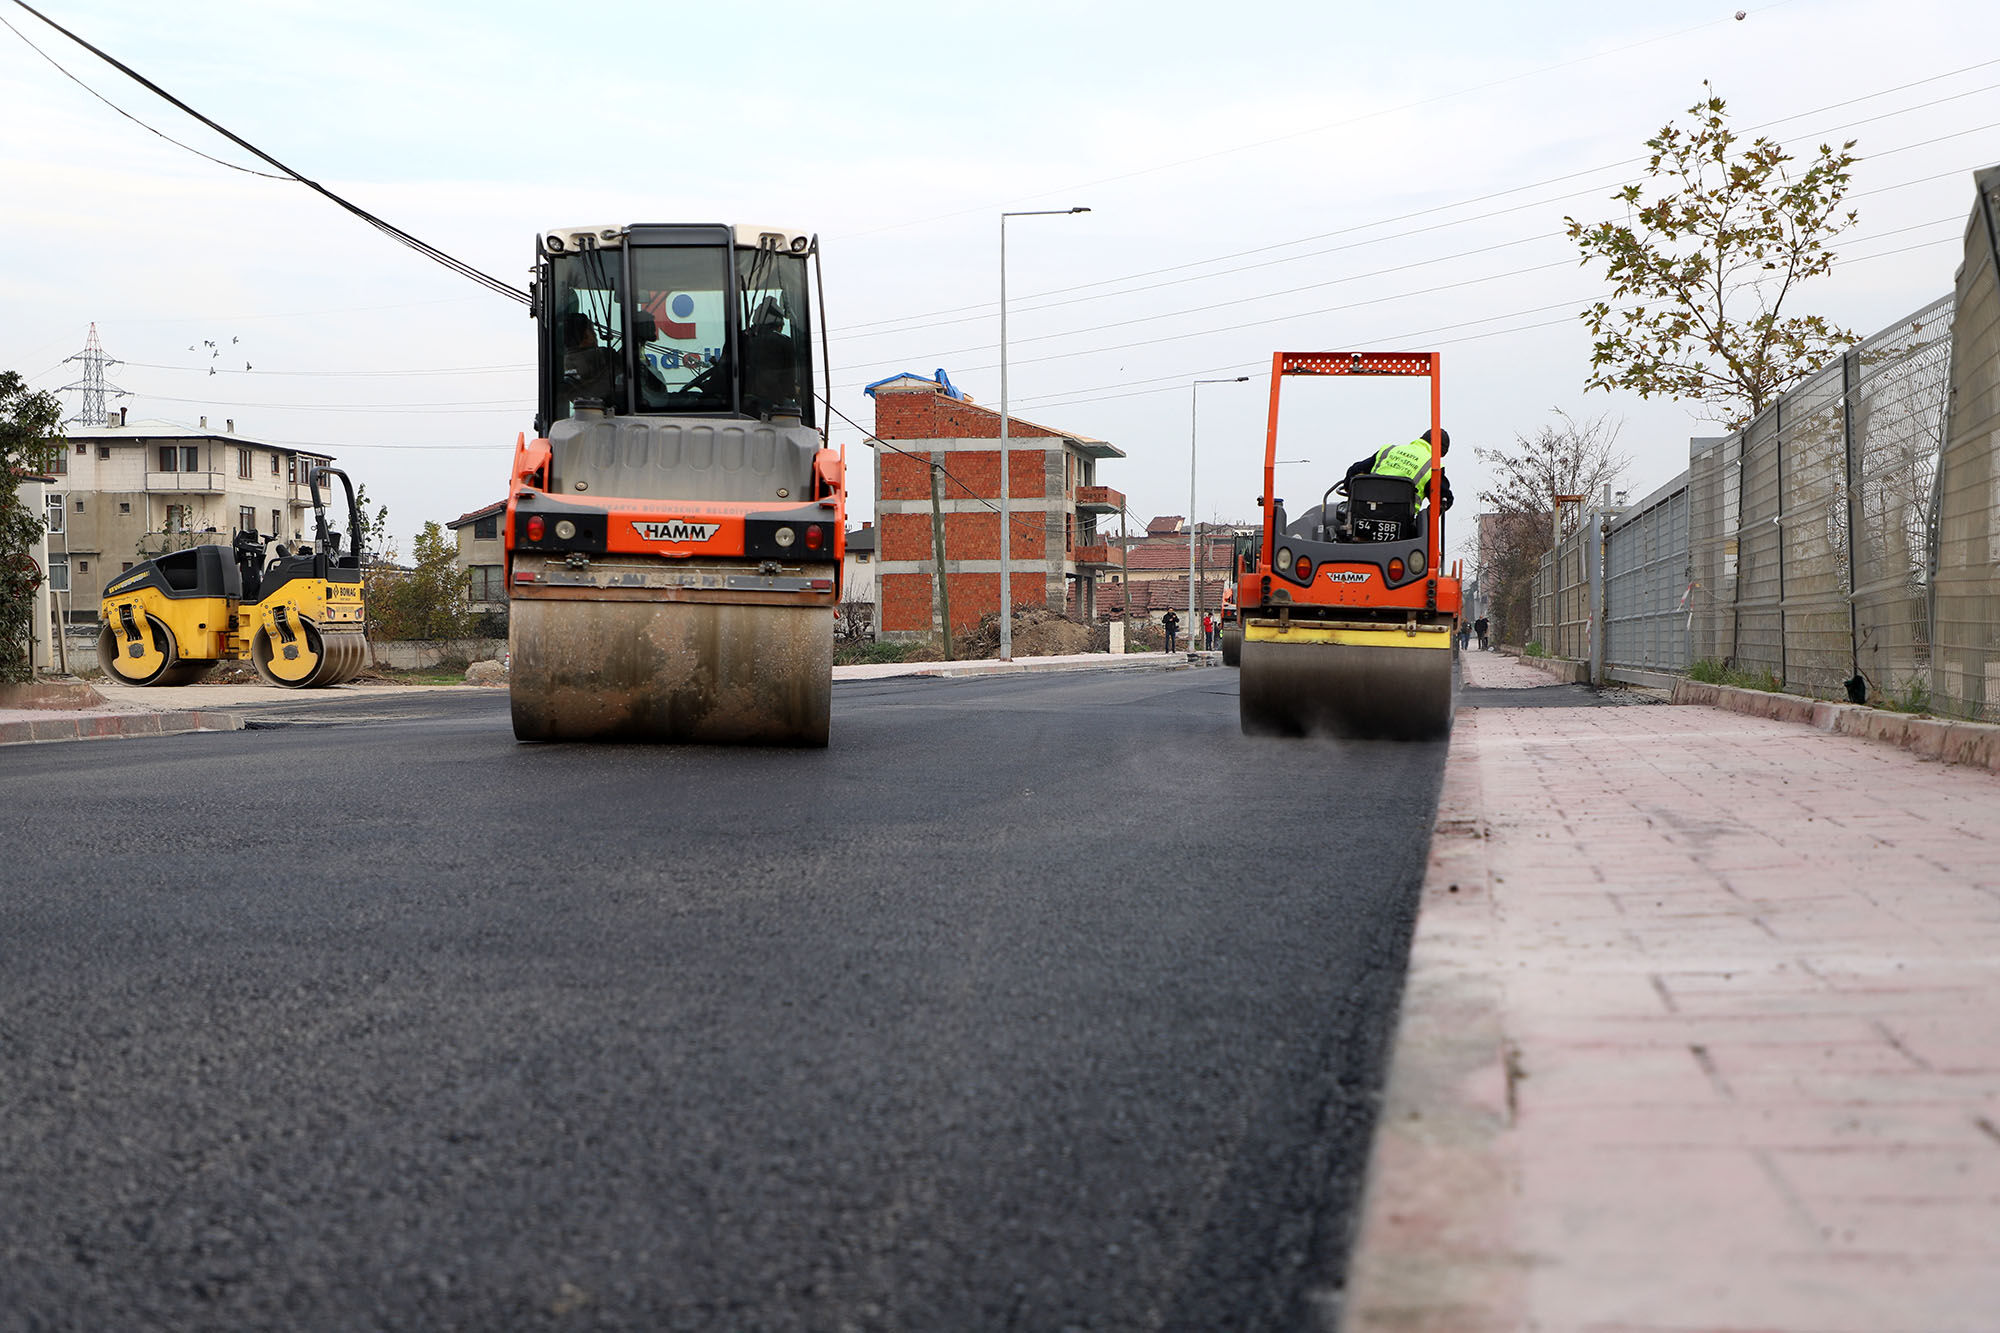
<box><xmin>1162</xmin><ymin>610</ymin><xmax>1180</xmax><ymax>654</ymax></box>
<box><xmin>1474</xmin><ymin>616</ymin><xmax>1490</xmax><ymax>650</ymax></box>
<box><xmin>1202</xmin><ymin>611</ymin><xmax>1215</xmax><ymax>650</ymax></box>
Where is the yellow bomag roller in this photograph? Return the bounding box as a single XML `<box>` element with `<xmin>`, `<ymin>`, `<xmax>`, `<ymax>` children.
<box><xmin>1236</xmin><ymin>351</ymin><xmax>1462</xmax><ymax>740</ymax></box>
<box><xmin>505</xmin><ymin>224</ymin><xmax>845</xmax><ymax>745</ymax></box>
<box><xmin>97</xmin><ymin>466</ymin><xmax>367</xmax><ymax>689</ymax></box>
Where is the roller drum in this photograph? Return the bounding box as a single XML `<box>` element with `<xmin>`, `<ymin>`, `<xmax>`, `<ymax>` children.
<box><xmin>252</xmin><ymin>620</ymin><xmax>365</xmax><ymax>689</ymax></box>
<box><xmin>509</xmin><ymin>598</ymin><xmax>832</xmax><ymax>746</ymax></box>
<box><xmin>1239</xmin><ymin>636</ymin><xmax>1452</xmax><ymax>740</ymax></box>
<box><xmin>1220</xmin><ymin>626</ymin><xmax>1242</xmax><ymax>667</ymax></box>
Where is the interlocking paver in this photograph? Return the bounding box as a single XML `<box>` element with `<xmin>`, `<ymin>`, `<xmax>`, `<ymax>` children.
<box><xmin>1342</xmin><ymin>652</ymin><xmax>2000</xmax><ymax>1332</ymax></box>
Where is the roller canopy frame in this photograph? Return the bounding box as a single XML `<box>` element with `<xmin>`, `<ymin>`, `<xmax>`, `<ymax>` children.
<box><xmin>1260</xmin><ymin>351</ymin><xmax>1445</xmax><ymax>596</ymax></box>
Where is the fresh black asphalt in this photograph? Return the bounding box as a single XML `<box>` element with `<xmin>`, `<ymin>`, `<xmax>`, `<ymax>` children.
<box><xmin>1</xmin><ymin>666</ymin><xmax>1445</xmax><ymax>1331</ymax></box>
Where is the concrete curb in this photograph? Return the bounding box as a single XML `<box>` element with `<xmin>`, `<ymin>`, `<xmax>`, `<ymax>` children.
<box><xmin>1671</xmin><ymin>678</ymin><xmax>2000</xmax><ymax>773</ymax></box>
<box><xmin>1510</xmin><ymin>654</ymin><xmax>1590</xmax><ymax>684</ymax></box>
<box><xmin>0</xmin><ymin>681</ymin><xmax>108</xmax><ymax>711</ymax></box>
<box><xmin>0</xmin><ymin>708</ymin><xmax>245</xmax><ymax>747</ymax></box>
<box><xmin>1339</xmin><ymin>712</ymin><xmax>1526</xmax><ymax>1333</ymax></box>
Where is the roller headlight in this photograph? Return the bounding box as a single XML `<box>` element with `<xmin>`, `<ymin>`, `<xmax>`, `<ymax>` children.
<box><xmin>774</xmin><ymin>526</ymin><xmax>797</xmax><ymax>548</ymax></box>
<box><xmin>554</xmin><ymin>520</ymin><xmax>577</xmax><ymax>541</ymax></box>
<box><xmin>1275</xmin><ymin>546</ymin><xmax>1294</xmax><ymax>573</ymax></box>
<box><xmin>1409</xmin><ymin>548</ymin><xmax>1426</xmax><ymax>575</ymax></box>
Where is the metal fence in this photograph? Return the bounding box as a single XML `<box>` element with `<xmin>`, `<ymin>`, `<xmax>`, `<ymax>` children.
<box><xmin>1527</xmin><ymin>165</ymin><xmax>2000</xmax><ymax>720</ymax></box>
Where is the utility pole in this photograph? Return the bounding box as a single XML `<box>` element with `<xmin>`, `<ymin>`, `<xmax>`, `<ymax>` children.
<box><xmin>930</xmin><ymin>461</ymin><xmax>953</xmax><ymax>661</ymax></box>
<box><xmin>998</xmin><ymin>206</ymin><xmax>1089</xmax><ymax>661</ymax></box>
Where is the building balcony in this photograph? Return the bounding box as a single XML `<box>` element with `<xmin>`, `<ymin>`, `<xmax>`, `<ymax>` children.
<box><xmin>1074</xmin><ymin>485</ymin><xmax>1124</xmax><ymax>514</ymax></box>
<box><xmin>1071</xmin><ymin>543</ymin><xmax>1123</xmax><ymax>569</ymax></box>
<box><xmin>145</xmin><ymin>471</ymin><xmax>226</xmax><ymax>493</ymax></box>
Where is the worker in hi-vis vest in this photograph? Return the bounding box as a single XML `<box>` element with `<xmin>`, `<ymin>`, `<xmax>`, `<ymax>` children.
<box><xmin>1345</xmin><ymin>428</ymin><xmax>1454</xmax><ymax>512</ymax></box>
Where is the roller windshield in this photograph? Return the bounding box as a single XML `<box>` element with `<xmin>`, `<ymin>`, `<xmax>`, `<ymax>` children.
<box><xmin>544</xmin><ymin>243</ymin><xmax>814</xmax><ymax>425</ymax></box>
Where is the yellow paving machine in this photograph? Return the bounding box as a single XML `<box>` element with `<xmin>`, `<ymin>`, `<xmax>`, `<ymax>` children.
<box><xmin>97</xmin><ymin>466</ymin><xmax>367</xmax><ymax>688</ymax></box>
<box><xmin>504</xmin><ymin>224</ymin><xmax>845</xmax><ymax>745</ymax></box>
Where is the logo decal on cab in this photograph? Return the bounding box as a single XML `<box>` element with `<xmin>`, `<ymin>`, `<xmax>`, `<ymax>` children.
<box><xmin>634</xmin><ymin>520</ymin><xmax>722</xmax><ymax>543</ymax></box>
<box><xmin>1325</xmin><ymin>570</ymin><xmax>1370</xmax><ymax>584</ymax></box>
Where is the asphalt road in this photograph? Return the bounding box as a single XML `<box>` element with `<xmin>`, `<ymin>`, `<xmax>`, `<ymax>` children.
<box><xmin>0</xmin><ymin>666</ymin><xmax>1445</xmax><ymax>1331</ymax></box>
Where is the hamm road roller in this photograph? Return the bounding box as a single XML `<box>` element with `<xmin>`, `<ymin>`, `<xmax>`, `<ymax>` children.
<box><xmin>97</xmin><ymin>465</ymin><xmax>367</xmax><ymax>689</ymax></box>
<box><xmin>1237</xmin><ymin>351</ymin><xmax>1461</xmax><ymax>740</ymax></box>
<box><xmin>505</xmin><ymin>224</ymin><xmax>845</xmax><ymax>744</ymax></box>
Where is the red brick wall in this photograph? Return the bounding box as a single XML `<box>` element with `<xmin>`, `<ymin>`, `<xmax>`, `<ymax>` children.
<box><xmin>938</xmin><ymin>451</ymin><xmax>1000</xmax><ymax>500</ymax></box>
<box><xmin>878</xmin><ymin>512</ymin><xmax>934</xmax><ymax>563</ymax></box>
<box><xmin>880</xmin><ymin>572</ymin><xmax>934</xmax><ymax>633</ymax></box>
<box><xmin>878</xmin><ymin>452</ymin><xmax>932</xmax><ymax>501</ymax></box>
<box><xmin>873</xmin><ymin>389</ymin><xmax>1063</xmax><ymax>444</ymax></box>
<box><xmin>942</xmin><ymin>511</ymin><xmax>999</xmax><ymax>559</ymax></box>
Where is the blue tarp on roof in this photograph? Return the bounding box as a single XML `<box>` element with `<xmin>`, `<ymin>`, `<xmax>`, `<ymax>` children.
<box><xmin>862</xmin><ymin>368</ymin><xmax>964</xmax><ymax>400</ymax></box>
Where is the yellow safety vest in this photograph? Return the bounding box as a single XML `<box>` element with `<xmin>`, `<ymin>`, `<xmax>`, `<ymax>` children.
<box><xmin>1371</xmin><ymin>439</ymin><xmax>1436</xmax><ymax>497</ymax></box>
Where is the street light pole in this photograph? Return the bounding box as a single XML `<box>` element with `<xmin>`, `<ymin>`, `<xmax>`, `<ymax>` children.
<box><xmin>998</xmin><ymin>206</ymin><xmax>1089</xmax><ymax>662</ymax></box>
<box><xmin>1188</xmin><ymin>376</ymin><xmax>1248</xmax><ymax>655</ymax></box>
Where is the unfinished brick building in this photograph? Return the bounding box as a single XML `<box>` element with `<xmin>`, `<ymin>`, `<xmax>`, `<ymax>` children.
<box><xmin>868</xmin><ymin>372</ymin><xmax>1124</xmax><ymax>641</ymax></box>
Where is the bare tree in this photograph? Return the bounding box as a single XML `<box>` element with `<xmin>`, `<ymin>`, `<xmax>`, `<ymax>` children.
<box><xmin>1474</xmin><ymin>409</ymin><xmax>1630</xmax><ymax>644</ymax></box>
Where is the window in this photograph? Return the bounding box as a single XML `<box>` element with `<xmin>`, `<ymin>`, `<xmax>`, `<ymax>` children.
<box><xmin>98</xmin><ymin>445</ymin><xmax>111</xmax><ymax>459</ymax></box>
<box><xmin>270</xmin><ymin>453</ymin><xmax>279</xmax><ymax>475</ymax></box>
<box><xmin>158</xmin><ymin>445</ymin><xmax>178</xmax><ymax>472</ymax></box>
<box><xmin>118</xmin><ymin>502</ymin><xmax>130</xmax><ymax>514</ymax></box>
<box><xmin>469</xmin><ymin>565</ymin><xmax>506</xmax><ymax>602</ymax></box>
<box><xmin>121</xmin><ymin>562</ymin><xmax>133</xmax><ymax>572</ymax></box>
<box><xmin>271</xmin><ymin>508</ymin><xmax>281</xmax><ymax>534</ymax></box>
<box><xmin>288</xmin><ymin>456</ymin><xmax>297</xmax><ymax>484</ymax></box>
<box><xmin>238</xmin><ymin>448</ymin><xmax>253</xmax><ymax>479</ymax></box>
<box><xmin>49</xmin><ymin>448</ymin><xmax>67</xmax><ymax>474</ymax></box>
<box><xmin>182</xmin><ymin>445</ymin><xmax>200</xmax><ymax>472</ymax></box>
<box><xmin>75</xmin><ymin>443</ymin><xmax>87</xmax><ymax>454</ymax></box>
<box><xmin>239</xmin><ymin>505</ymin><xmax>257</xmax><ymax>533</ymax></box>
<box><xmin>45</xmin><ymin>495</ymin><xmax>62</xmax><ymax>534</ymax></box>
<box><xmin>77</xmin><ymin>560</ymin><xmax>89</xmax><ymax>573</ymax></box>
<box><xmin>74</xmin><ymin>498</ymin><xmax>84</xmax><ymax>512</ymax></box>
<box><xmin>473</xmin><ymin>515</ymin><xmax>499</xmax><ymax>540</ymax></box>
<box><xmin>47</xmin><ymin>556</ymin><xmax>67</xmax><ymax>592</ymax></box>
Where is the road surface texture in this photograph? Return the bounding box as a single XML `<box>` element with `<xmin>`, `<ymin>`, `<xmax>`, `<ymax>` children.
<box><xmin>1345</xmin><ymin>650</ymin><xmax>2000</xmax><ymax>1333</ymax></box>
<box><xmin>3</xmin><ymin>666</ymin><xmax>1439</xmax><ymax>1331</ymax></box>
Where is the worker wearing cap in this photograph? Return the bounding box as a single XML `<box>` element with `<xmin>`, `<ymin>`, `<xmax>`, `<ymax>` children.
<box><xmin>1347</xmin><ymin>428</ymin><xmax>1454</xmax><ymax>512</ymax></box>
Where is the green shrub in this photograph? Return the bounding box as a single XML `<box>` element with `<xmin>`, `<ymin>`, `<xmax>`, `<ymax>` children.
<box><xmin>1523</xmin><ymin>640</ymin><xmax>1548</xmax><ymax>658</ymax></box>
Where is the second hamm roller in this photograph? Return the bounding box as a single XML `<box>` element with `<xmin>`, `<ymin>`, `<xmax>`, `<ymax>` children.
<box><xmin>504</xmin><ymin>224</ymin><xmax>846</xmax><ymax>745</ymax></box>
<box><xmin>1235</xmin><ymin>351</ymin><xmax>1462</xmax><ymax>741</ymax></box>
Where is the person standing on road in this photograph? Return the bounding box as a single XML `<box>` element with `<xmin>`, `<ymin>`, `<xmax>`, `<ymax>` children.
<box><xmin>1162</xmin><ymin>610</ymin><xmax>1180</xmax><ymax>654</ymax></box>
<box><xmin>1202</xmin><ymin>612</ymin><xmax>1215</xmax><ymax>650</ymax></box>
<box><xmin>1474</xmin><ymin>616</ymin><xmax>1490</xmax><ymax>650</ymax></box>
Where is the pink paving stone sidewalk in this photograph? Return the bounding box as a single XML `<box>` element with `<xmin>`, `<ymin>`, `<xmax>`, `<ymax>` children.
<box><xmin>1340</xmin><ymin>652</ymin><xmax>2000</xmax><ymax>1333</ymax></box>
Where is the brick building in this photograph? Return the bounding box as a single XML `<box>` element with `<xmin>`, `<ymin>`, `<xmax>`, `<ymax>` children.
<box><xmin>868</xmin><ymin>373</ymin><xmax>1124</xmax><ymax>641</ymax></box>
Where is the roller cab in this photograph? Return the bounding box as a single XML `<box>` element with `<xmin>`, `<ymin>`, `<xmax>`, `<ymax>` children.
<box><xmin>1237</xmin><ymin>351</ymin><xmax>1462</xmax><ymax>740</ymax></box>
<box><xmin>506</xmin><ymin>224</ymin><xmax>845</xmax><ymax>745</ymax></box>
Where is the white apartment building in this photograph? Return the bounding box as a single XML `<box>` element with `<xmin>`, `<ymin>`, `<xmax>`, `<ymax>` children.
<box><xmin>47</xmin><ymin>411</ymin><xmax>333</xmax><ymax>622</ymax></box>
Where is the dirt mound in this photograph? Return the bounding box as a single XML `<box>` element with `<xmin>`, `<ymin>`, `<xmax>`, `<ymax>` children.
<box><xmin>954</xmin><ymin>607</ymin><xmax>1098</xmax><ymax>660</ymax></box>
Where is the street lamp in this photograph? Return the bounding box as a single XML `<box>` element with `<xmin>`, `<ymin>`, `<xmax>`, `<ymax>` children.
<box><xmin>998</xmin><ymin>206</ymin><xmax>1089</xmax><ymax>662</ymax></box>
<box><xmin>1189</xmin><ymin>376</ymin><xmax>1249</xmax><ymax>655</ymax></box>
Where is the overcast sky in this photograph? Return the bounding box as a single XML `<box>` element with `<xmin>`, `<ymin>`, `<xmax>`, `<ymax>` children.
<box><xmin>3</xmin><ymin>0</ymin><xmax>1996</xmax><ymax>562</ymax></box>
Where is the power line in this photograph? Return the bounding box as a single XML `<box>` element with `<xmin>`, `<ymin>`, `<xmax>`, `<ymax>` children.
<box><xmin>832</xmin><ymin>65</ymin><xmax>2000</xmax><ymax>337</ymax></box>
<box><xmin>0</xmin><ymin>12</ymin><xmax>285</xmax><ymax>179</ymax></box>
<box><xmin>841</xmin><ymin>3</ymin><xmax>1802</xmax><ymax>241</ymax></box>
<box><xmin>1010</xmin><ymin>225</ymin><xmax>1970</xmax><ymax>414</ymax></box>
<box><xmin>7</xmin><ymin>1</ymin><xmax>528</xmax><ymax>305</ymax></box>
